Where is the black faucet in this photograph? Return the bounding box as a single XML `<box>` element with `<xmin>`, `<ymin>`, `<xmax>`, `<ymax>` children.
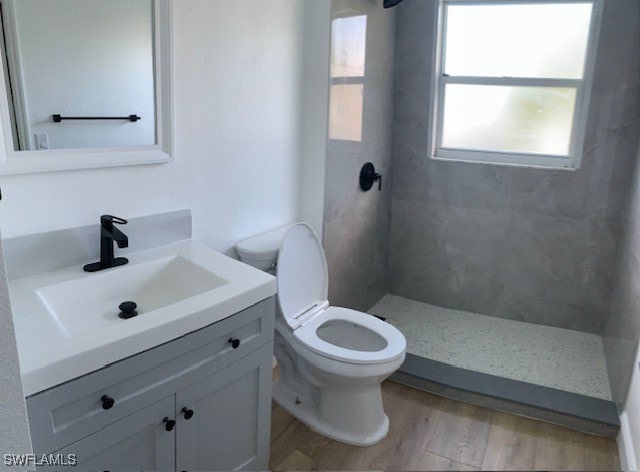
<box><xmin>84</xmin><ymin>215</ymin><xmax>130</xmax><ymax>272</ymax></box>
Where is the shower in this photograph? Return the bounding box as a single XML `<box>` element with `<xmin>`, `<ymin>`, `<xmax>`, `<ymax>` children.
<box><xmin>322</xmin><ymin>0</ymin><xmax>638</xmax><ymax>438</ymax></box>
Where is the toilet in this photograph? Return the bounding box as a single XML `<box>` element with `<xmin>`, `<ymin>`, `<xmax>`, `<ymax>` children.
<box><xmin>236</xmin><ymin>223</ymin><xmax>406</xmax><ymax>446</ymax></box>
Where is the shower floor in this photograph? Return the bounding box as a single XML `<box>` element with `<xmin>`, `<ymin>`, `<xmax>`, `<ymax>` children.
<box><xmin>368</xmin><ymin>294</ymin><xmax>612</xmax><ymax>400</ymax></box>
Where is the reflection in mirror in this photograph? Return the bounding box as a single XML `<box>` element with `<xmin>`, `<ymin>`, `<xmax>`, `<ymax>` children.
<box><xmin>328</xmin><ymin>14</ymin><xmax>367</xmax><ymax>142</ymax></box>
<box><xmin>0</xmin><ymin>0</ymin><xmax>156</xmax><ymax>151</ymax></box>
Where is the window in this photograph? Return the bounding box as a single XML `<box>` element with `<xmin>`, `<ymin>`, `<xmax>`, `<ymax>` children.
<box><xmin>432</xmin><ymin>1</ymin><xmax>600</xmax><ymax>169</ymax></box>
<box><xmin>328</xmin><ymin>14</ymin><xmax>367</xmax><ymax>142</ymax></box>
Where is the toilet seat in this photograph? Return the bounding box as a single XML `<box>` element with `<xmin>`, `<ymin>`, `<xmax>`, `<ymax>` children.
<box><xmin>293</xmin><ymin>306</ymin><xmax>406</xmax><ymax>365</ymax></box>
<box><xmin>277</xmin><ymin>223</ymin><xmax>406</xmax><ymax>365</ymax></box>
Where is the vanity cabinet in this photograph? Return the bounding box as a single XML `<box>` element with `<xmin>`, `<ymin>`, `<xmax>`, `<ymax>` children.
<box><xmin>26</xmin><ymin>298</ymin><xmax>275</xmax><ymax>471</ymax></box>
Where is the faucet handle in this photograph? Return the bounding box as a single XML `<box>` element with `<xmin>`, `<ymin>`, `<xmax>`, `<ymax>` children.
<box><xmin>101</xmin><ymin>215</ymin><xmax>128</xmax><ymax>226</ymax></box>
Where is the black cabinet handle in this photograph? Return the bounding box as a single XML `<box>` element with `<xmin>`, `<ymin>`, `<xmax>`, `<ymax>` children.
<box><xmin>181</xmin><ymin>407</ymin><xmax>194</xmax><ymax>420</ymax></box>
<box><xmin>163</xmin><ymin>417</ymin><xmax>176</xmax><ymax>432</ymax></box>
<box><xmin>101</xmin><ymin>395</ymin><xmax>115</xmax><ymax>410</ymax></box>
<box><xmin>228</xmin><ymin>338</ymin><xmax>241</xmax><ymax>349</ymax></box>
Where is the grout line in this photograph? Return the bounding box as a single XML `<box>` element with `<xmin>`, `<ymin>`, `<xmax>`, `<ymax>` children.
<box><xmin>426</xmin><ymin>449</ymin><xmax>482</xmax><ymax>470</ymax></box>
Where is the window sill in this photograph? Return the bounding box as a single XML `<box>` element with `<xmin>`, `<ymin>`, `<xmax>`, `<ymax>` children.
<box><xmin>431</xmin><ymin>151</ymin><xmax>578</xmax><ymax>171</ymax></box>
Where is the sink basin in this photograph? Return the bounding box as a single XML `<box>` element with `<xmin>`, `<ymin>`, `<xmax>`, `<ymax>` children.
<box><xmin>37</xmin><ymin>255</ymin><xmax>229</xmax><ymax>337</ymax></box>
<box><xmin>10</xmin><ymin>238</ymin><xmax>276</xmax><ymax>397</ymax></box>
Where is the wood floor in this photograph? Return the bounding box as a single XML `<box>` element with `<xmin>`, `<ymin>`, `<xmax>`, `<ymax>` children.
<box><xmin>270</xmin><ymin>380</ymin><xmax>620</xmax><ymax>471</ymax></box>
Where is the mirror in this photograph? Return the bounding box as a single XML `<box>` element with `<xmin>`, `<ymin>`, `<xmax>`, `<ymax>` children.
<box><xmin>0</xmin><ymin>0</ymin><xmax>172</xmax><ymax>175</ymax></box>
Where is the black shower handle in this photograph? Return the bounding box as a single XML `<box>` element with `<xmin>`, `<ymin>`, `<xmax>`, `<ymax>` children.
<box><xmin>360</xmin><ymin>163</ymin><xmax>382</xmax><ymax>192</ymax></box>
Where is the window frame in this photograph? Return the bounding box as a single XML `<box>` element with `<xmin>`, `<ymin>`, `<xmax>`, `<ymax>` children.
<box><xmin>429</xmin><ymin>0</ymin><xmax>603</xmax><ymax>170</ymax></box>
<box><xmin>328</xmin><ymin>12</ymin><xmax>367</xmax><ymax>144</ymax></box>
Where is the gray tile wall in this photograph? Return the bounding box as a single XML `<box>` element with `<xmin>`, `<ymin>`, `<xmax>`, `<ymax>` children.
<box><xmin>390</xmin><ymin>0</ymin><xmax>640</xmax><ymax>334</ymax></box>
<box><xmin>323</xmin><ymin>0</ymin><xmax>396</xmax><ymax>311</ymax></box>
<box><xmin>604</xmin><ymin>153</ymin><xmax>640</xmax><ymax>405</ymax></box>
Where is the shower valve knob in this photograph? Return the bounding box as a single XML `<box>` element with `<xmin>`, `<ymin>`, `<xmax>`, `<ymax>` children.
<box><xmin>360</xmin><ymin>163</ymin><xmax>382</xmax><ymax>192</ymax></box>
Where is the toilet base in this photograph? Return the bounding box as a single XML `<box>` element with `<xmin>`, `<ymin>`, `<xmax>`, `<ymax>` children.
<box><xmin>272</xmin><ymin>377</ymin><xmax>390</xmax><ymax>447</ymax></box>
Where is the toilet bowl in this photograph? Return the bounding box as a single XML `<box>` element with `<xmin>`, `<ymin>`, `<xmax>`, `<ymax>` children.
<box><xmin>236</xmin><ymin>223</ymin><xmax>406</xmax><ymax>446</ymax></box>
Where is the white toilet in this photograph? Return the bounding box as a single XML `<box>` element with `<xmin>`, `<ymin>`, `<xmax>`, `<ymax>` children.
<box><xmin>236</xmin><ymin>223</ymin><xmax>406</xmax><ymax>446</ymax></box>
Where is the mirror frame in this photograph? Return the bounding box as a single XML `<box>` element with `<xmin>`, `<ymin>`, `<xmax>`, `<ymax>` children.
<box><xmin>0</xmin><ymin>0</ymin><xmax>173</xmax><ymax>175</ymax></box>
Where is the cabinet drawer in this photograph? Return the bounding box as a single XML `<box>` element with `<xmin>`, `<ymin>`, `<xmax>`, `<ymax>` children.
<box><xmin>27</xmin><ymin>297</ymin><xmax>275</xmax><ymax>454</ymax></box>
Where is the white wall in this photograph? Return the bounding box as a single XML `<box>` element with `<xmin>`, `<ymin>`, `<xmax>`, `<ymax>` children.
<box><xmin>11</xmin><ymin>0</ymin><xmax>155</xmax><ymax>150</ymax></box>
<box><xmin>0</xmin><ymin>237</ymin><xmax>32</xmax><ymax>469</ymax></box>
<box><xmin>297</xmin><ymin>0</ymin><xmax>331</xmax><ymax>237</ymax></box>
<box><xmin>0</xmin><ymin>0</ymin><xmax>305</xmax><ymax>255</ymax></box>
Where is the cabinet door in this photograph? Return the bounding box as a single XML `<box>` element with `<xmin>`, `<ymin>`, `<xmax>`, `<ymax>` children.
<box><xmin>56</xmin><ymin>396</ymin><xmax>175</xmax><ymax>471</ymax></box>
<box><xmin>176</xmin><ymin>343</ymin><xmax>273</xmax><ymax>471</ymax></box>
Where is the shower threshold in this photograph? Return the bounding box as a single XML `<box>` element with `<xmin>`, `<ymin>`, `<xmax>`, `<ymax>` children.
<box><xmin>369</xmin><ymin>294</ymin><xmax>619</xmax><ymax>437</ymax></box>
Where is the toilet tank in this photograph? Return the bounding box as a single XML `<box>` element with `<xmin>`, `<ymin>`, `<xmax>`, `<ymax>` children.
<box><xmin>235</xmin><ymin>224</ymin><xmax>295</xmax><ymax>272</ymax></box>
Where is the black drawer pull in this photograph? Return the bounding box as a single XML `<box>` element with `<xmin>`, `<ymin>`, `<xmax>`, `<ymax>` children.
<box><xmin>163</xmin><ymin>417</ymin><xmax>176</xmax><ymax>432</ymax></box>
<box><xmin>101</xmin><ymin>395</ymin><xmax>115</xmax><ymax>410</ymax></box>
<box><xmin>181</xmin><ymin>407</ymin><xmax>194</xmax><ymax>420</ymax></box>
<box><xmin>228</xmin><ymin>338</ymin><xmax>241</xmax><ymax>349</ymax></box>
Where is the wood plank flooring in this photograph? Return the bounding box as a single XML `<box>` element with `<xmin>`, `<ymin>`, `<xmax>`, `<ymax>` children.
<box><xmin>270</xmin><ymin>380</ymin><xmax>620</xmax><ymax>471</ymax></box>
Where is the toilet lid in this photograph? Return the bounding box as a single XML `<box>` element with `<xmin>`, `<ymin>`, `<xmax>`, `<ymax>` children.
<box><xmin>277</xmin><ymin>223</ymin><xmax>329</xmax><ymax>329</ymax></box>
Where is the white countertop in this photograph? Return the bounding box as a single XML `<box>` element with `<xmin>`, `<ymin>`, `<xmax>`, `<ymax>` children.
<box><xmin>10</xmin><ymin>240</ymin><xmax>276</xmax><ymax>396</ymax></box>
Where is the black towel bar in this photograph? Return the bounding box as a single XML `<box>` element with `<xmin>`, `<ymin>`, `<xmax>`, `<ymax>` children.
<box><xmin>52</xmin><ymin>114</ymin><xmax>141</xmax><ymax>123</ymax></box>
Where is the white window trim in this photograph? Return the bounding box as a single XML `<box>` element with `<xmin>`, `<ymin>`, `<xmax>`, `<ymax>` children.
<box><xmin>429</xmin><ymin>0</ymin><xmax>603</xmax><ymax>170</ymax></box>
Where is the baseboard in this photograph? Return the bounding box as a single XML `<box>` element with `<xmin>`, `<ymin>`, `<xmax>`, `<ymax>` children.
<box><xmin>618</xmin><ymin>412</ymin><xmax>638</xmax><ymax>471</ymax></box>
